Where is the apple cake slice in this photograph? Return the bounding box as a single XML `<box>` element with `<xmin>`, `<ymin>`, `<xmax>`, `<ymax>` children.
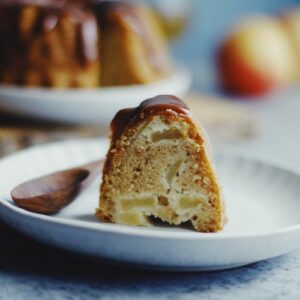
<box><xmin>97</xmin><ymin>95</ymin><xmax>225</xmax><ymax>232</ymax></box>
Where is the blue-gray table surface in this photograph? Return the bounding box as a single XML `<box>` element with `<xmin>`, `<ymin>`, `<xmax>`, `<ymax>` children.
<box><xmin>1</xmin><ymin>221</ymin><xmax>300</xmax><ymax>300</ymax></box>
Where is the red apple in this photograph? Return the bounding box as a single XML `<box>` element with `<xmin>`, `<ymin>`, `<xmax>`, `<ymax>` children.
<box><xmin>218</xmin><ymin>16</ymin><xmax>298</xmax><ymax>96</ymax></box>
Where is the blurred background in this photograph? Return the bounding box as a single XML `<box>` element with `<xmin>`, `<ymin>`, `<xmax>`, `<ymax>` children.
<box><xmin>1</xmin><ymin>0</ymin><xmax>300</xmax><ymax>172</ymax></box>
<box><xmin>153</xmin><ymin>0</ymin><xmax>300</xmax><ymax>93</ymax></box>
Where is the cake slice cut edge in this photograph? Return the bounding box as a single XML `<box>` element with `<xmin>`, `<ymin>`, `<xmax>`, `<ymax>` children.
<box><xmin>97</xmin><ymin>95</ymin><xmax>225</xmax><ymax>232</ymax></box>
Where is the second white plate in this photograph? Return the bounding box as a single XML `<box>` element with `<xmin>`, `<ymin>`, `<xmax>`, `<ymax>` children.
<box><xmin>0</xmin><ymin>138</ymin><xmax>300</xmax><ymax>271</ymax></box>
<box><xmin>0</xmin><ymin>67</ymin><xmax>191</xmax><ymax>125</ymax></box>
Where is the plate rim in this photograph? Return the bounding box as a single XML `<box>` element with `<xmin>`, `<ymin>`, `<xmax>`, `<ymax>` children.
<box><xmin>0</xmin><ymin>66</ymin><xmax>191</xmax><ymax>97</ymax></box>
<box><xmin>0</xmin><ymin>66</ymin><xmax>192</xmax><ymax>125</ymax></box>
<box><xmin>0</xmin><ymin>137</ymin><xmax>300</xmax><ymax>241</ymax></box>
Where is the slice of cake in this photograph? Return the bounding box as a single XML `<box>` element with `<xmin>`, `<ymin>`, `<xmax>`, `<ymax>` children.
<box><xmin>97</xmin><ymin>95</ymin><xmax>225</xmax><ymax>232</ymax></box>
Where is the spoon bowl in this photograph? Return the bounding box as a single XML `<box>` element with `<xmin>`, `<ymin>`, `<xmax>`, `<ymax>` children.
<box><xmin>11</xmin><ymin>160</ymin><xmax>102</xmax><ymax>214</ymax></box>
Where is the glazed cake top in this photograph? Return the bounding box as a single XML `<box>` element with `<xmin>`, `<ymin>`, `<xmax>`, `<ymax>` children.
<box><xmin>0</xmin><ymin>0</ymin><xmax>98</xmax><ymax>66</ymax></box>
<box><xmin>110</xmin><ymin>95</ymin><xmax>191</xmax><ymax>142</ymax></box>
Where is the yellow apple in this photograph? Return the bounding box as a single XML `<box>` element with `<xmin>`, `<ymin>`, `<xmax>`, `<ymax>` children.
<box><xmin>283</xmin><ymin>8</ymin><xmax>300</xmax><ymax>78</ymax></box>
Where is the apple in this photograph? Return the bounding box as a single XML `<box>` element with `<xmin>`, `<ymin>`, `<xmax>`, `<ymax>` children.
<box><xmin>218</xmin><ymin>15</ymin><xmax>298</xmax><ymax>96</ymax></box>
<box><xmin>283</xmin><ymin>8</ymin><xmax>300</xmax><ymax>78</ymax></box>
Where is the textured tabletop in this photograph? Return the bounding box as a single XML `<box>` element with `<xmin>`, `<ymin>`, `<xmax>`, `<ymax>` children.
<box><xmin>1</xmin><ymin>221</ymin><xmax>300</xmax><ymax>300</ymax></box>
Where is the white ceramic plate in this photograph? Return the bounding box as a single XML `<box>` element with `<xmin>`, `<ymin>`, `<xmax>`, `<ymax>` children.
<box><xmin>0</xmin><ymin>138</ymin><xmax>300</xmax><ymax>271</ymax></box>
<box><xmin>0</xmin><ymin>67</ymin><xmax>191</xmax><ymax>125</ymax></box>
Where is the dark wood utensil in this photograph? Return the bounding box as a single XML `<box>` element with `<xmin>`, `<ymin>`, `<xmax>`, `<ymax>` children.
<box><xmin>11</xmin><ymin>160</ymin><xmax>103</xmax><ymax>214</ymax></box>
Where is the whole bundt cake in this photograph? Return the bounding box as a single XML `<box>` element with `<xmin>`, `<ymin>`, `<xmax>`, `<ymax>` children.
<box><xmin>0</xmin><ymin>0</ymin><xmax>171</xmax><ymax>88</ymax></box>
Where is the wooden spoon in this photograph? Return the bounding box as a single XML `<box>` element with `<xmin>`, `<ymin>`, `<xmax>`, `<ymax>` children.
<box><xmin>11</xmin><ymin>160</ymin><xmax>103</xmax><ymax>214</ymax></box>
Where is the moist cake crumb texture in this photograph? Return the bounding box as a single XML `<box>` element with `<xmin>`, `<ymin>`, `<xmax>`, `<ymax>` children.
<box><xmin>97</xmin><ymin>95</ymin><xmax>225</xmax><ymax>232</ymax></box>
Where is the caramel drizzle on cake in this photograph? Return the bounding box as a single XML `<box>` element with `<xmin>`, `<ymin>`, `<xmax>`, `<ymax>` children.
<box><xmin>111</xmin><ymin>95</ymin><xmax>191</xmax><ymax>142</ymax></box>
<box><xmin>0</xmin><ymin>0</ymin><xmax>171</xmax><ymax>87</ymax></box>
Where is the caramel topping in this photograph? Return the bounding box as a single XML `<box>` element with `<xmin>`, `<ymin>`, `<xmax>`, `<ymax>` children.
<box><xmin>0</xmin><ymin>1</ymin><xmax>98</xmax><ymax>74</ymax></box>
<box><xmin>93</xmin><ymin>0</ymin><xmax>168</xmax><ymax>74</ymax></box>
<box><xmin>76</xmin><ymin>14</ymin><xmax>98</xmax><ymax>64</ymax></box>
<box><xmin>111</xmin><ymin>95</ymin><xmax>190</xmax><ymax>143</ymax></box>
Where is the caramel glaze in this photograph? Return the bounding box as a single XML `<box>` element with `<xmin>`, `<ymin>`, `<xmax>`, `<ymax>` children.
<box><xmin>92</xmin><ymin>0</ymin><xmax>168</xmax><ymax>74</ymax></box>
<box><xmin>111</xmin><ymin>95</ymin><xmax>190</xmax><ymax>144</ymax></box>
<box><xmin>0</xmin><ymin>1</ymin><xmax>98</xmax><ymax>84</ymax></box>
<box><xmin>0</xmin><ymin>1</ymin><xmax>86</xmax><ymax>8</ymax></box>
